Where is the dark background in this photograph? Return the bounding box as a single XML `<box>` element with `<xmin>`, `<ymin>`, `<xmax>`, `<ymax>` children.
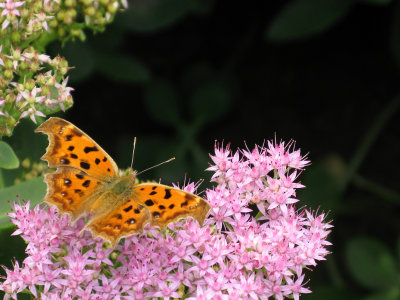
<box><xmin>5</xmin><ymin>0</ymin><xmax>400</xmax><ymax>299</ymax></box>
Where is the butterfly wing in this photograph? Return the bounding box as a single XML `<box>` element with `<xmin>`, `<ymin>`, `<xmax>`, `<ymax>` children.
<box><xmin>44</xmin><ymin>167</ymin><xmax>105</xmax><ymax>221</ymax></box>
<box><xmin>85</xmin><ymin>196</ymin><xmax>151</xmax><ymax>246</ymax></box>
<box><xmin>132</xmin><ymin>183</ymin><xmax>210</xmax><ymax>229</ymax></box>
<box><xmin>35</xmin><ymin>117</ymin><xmax>119</xmax><ymax>180</ymax></box>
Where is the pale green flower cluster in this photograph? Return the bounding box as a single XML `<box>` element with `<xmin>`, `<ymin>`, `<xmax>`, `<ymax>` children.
<box><xmin>0</xmin><ymin>0</ymin><xmax>127</xmax><ymax>136</ymax></box>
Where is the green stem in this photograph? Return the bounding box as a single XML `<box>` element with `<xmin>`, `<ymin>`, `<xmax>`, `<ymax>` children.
<box><xmin>326</xmin><ymin>252</ymin><xmax>345</xmax><ymax>288</ymax></box>
<box><xmin>341</xmin><ymin>96</ymin><xmax>400</xmax><ymax>191</ymax></box>
<box><xmin>352</xmin><ymin>174</ymin><xmax>400</xmax><ymax>206</ymax></box>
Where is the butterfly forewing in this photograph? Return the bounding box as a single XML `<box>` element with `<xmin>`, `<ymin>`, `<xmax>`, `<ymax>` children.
<box><xmin>132</xmin><ymin>184</ymin><xmax>210</xmax><ymax>228</ymax></box>
<box><xmin>35</xmin><ymin>117</ymin><xmax>119</xmax><ymax>180</ymax></box>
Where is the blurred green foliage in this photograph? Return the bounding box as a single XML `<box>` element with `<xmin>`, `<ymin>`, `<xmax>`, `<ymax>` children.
<box><xmin>1</xmin><ymin>0</ymin><xmax>400</xmax><ymax>299</ymax></box>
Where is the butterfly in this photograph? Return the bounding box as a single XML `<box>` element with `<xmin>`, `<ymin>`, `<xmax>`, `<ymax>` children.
<box><xmin>35</xmin><ymin>117</ymin><xmax>210</xmax><ymax>246</ymax></box>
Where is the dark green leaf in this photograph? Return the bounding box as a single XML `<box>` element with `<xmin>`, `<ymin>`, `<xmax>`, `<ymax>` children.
<box><xmin>266</xmin><ymin>0</ymin><xmax>356</xmax><ymax>42</ymax></box>
<box><xmin>144</xmin><ymin>80</ymin><xmax>180</xmax><ymax>126</ymax></box>
<box><xmin>297</xmin><ymin>155</ymin><xmax>344</xmax><ymax>212</ymax></box>
<box><xmin>346</xmin><ymin>237</ymin><xmax>398</xmax><ymax>290</ymax></box>
<box><xmin>96</xmin><ymin>53</ymin><xmax>150</xmax><ymax>84</ymax></box>
<box><xmin>0</xmin><ymin>141</ymin><xmax>19</xmax><ymax>169</ymax></box>
<box><xmin>0</xmin><ymin>177</ymin><xmax>46</xmax><ymax>226</ymax></box>
<box><xmin>0</xmin><ymin>225</ymin><xmax>27</xmax><ymax>274</ymax></box>
<box><xmin>116</xmin><ymin>0</ymin><xmax>206</xmax><ymax>32</ymax></box>
<box><xmin>364</xmin><ymin>288</ymin><xmax>400</xmax><ymax>300</ymax></box>
<box><xmin>62</xmin><ymin>42</ymin><xmax>95</xmax><ymax>83</ymax></box>
<box><xmin>3</xmin><ymin>119</ymin><xmax>48</xmax><ymax>187</ymax></box>
<box><xmin>190</xmin><ymin>82</ymin><xmax>232</xmax><ymax>125</ymax></box>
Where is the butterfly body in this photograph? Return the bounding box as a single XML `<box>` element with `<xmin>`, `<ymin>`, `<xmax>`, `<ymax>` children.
<box><xmin>36</xmin><ymin>117</ymin><xmax>210</xmax><ymax>246</ymax></box>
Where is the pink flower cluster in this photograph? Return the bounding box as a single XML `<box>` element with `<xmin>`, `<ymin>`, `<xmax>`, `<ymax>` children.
<box><xmin>0</xmin><ymin>141</ymin><xmax>332</xmax><ymax>299</ymax></box>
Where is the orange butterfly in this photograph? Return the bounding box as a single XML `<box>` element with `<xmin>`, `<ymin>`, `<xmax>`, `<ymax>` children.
<box><xmin>35</xmin><ymin>117</ymin><xmax>210</xmax><ymax>246</ymax></box>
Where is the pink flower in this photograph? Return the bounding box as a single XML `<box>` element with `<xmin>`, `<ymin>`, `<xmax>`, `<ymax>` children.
<box><xmin>0</xmin><ymin>0</ymin><xmax>24</xmax><ymax>29</ymax></box>
<box><xmin>0</xmin><ymin>140</ymin><xmax>331</xmax><ymax>299</ymax></box>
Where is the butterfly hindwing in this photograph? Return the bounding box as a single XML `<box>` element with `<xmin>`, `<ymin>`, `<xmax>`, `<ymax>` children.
<box><xmin>132</xmin><ymin>183</ymin><xmax>210</xmax><ymax>229</ymax></box>
<box><xmin>44</xmin><ymin>167</ymin><xmax>104</xmax><ymax>221</ymax></box>
<box><xmin>85</xmin><ymin>198</ymin><xmax>151</xmax><ymax>245</ymax></box>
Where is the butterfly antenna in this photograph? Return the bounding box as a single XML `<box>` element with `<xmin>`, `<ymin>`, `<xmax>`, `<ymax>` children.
<box><xmin>136</xmin><ymin>157</ymin><xmax>175</xmax><ymax>176</ymax></box>
<box><xmin>130</xmin><ymin>137</ymin><xmax>137</xmax><ymax>169</ymax></box>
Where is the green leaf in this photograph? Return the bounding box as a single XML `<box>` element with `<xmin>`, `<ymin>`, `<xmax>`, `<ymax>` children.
<box><xmin>364</xmin><ymin>287</ymin><xmax>400</xmax><ymax>300</ymax></box>
<box><xmin>0</xmin><ymin>177</ymin><xmax>46</xmax><ymax>226</ymax></box>
<box><xmin>61</xmin><ymin>42</ymin><xmax>95</xmax><ymax>83</ymax></box>
<box><xmin>144</xmin><ymin>80</ymin><xmax>180</xmax><ymax>126</ymax></box>
<box><xmin>266</xmin><ymin>0</ymin><xmax>356</xmax><ymax>42</ymax></box>
<box><xmin>0</xmin><ymin>141</ymin><xmax>19</xmax><ymax>169</ymax></box>
<box><xmin>190</xmin><ymin>81</ymin><xmax>232</xmax><ymax>125</ymax></box>
<box><xmin>0</xmin><ymin>224</ymin><xmax>27</xmax><ymax>274</ymax></box>
<box><xmin>346</xmin><ymin>237</ymin><xmax>398</xmax><ymax>290</ymax></box>
<box><xmin>3</xmin><ymin>118</ymin><xmax>48</xmax><ymax>187</ymax></box>
<box><xmin>116</xmin><ymin>0</ymin><xmax>210</xmax><ymax>32</ymax></box>
<box><xmin>96</xmin><ymin>53</ymin><xmax>150</xmax><ymax>84</ymax></box>
<box><xmin>297</xmin><ymin>154</ymin><xmax>344</xmax><ymax>212</ymax></box>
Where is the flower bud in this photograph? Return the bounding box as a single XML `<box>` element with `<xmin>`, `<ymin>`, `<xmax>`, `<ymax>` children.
<box><xmin>4</xmin><ymin>68</ymin><xmax>13</xmax><ymax>79</ymax></box>
<box><xmin>11</xmin><ymin>32</ymin><xmax>21</xmax><ymax>43</ymax></box>
<box><xmin>57</xmin><ymin>10</ymin><xmax>65</xmax><ymax>21</ymax></box>
<box><xmin>107</xmin><ymin>2</ymin><xmax>118</xmax><ymax>14</ymax></box>
<box><xmin>21</xmin><ymin>158</ymin><xmax>31</xmax><ymax>169</ymax></box>
<box><xmin>5</xmin><ymin>59</ymin><xmax>14</xmax><ymax>69</ymax></box>
<box><xmin>25</xmin><ymin>79</ymin><xmax>36</xmax><ymax>91</ymax></box>
<box><xmin>49</xmin><ymin>19</ymin><xmax>58</xmax><ymax>27</ymax></box>
<box><xmin>41</xmin><ymin>85</ymin><xmax>50</xmax><ymax>96</ymax></box>
<box><xmin>65</xmin><ymin>0</ymin><xmax>76</xmax><ymax>7</ymax></box>
<box><xmin>19</xmin><ymin>60</ymin><xmax>28</xmax><ymax>70</ymax></box>
<box><xmin>84</xmin><ymin>5</ymin><xmax>95</xmax><ymax>16</ymax></box>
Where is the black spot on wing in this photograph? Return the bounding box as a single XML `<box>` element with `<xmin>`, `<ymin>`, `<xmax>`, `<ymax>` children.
<box><xmin>82</xmin><ymin>180</ymin><xmax>91</xmax><ymax>187</ymax></box>
<box><xmin>75</xmin><ymin>173</ymin><xmax>84</xmax><ymax>180</ymax></box>
<box><xmin>70</xmin><ymin>153</ymin><xmax>78</xmax><ymax>159</ymax></box>
<box><xmin>150</xmin><ymin>191</ymin><xmax>157</xmax><ymax>195</ymax></box>
<box><xmin>65</xmin><ymin>135</ymin><xmax>73</xmax><ymax>141</ymax></box>
<box><xmin>145</xmin><ymin>199</ymin><xmax>154</xmax><ymax>206</ymax></box>
<box><xmin>95</xmin><ymin>158</ymin><xmax>100</xmax><ymax>165</ymax></box>
<box><xmin>60</xmin><ymin>158</ymin><xmax>70</xmax><ymax>165</ymax></box>
<box><xmin>68</xmin><ymin>146</ymin><xmax>74</xmax><ymax>151</ymax></box>
<box><xmin>84</xmin><ymin>146</ymin><xmax>98</xmax><ymax>153</ymax></box>
<box><xmin>153</xmin><ymin>212</ymin><xmax>160</xmax><ymax>218</ymax></box>
<box><xmin>80</xmin><ymin>162</ymin><xmax>90</xmax><ymax>170</ymax></box>
<box><xmin>164</xmin><ymin>189</ymin><xmax>172</xmax><ymax>199</ymax></box>
<box><xmin>123</xmin><ymin>205</ymin><xmax>132</xmax><ymax>212</ymax></box>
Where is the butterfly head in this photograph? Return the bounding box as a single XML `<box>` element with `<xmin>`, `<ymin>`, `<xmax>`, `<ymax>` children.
<box><xmin>120</xmin><ymin>167</ymin><xmax>138</xmax><ymax>181</ymax></box>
